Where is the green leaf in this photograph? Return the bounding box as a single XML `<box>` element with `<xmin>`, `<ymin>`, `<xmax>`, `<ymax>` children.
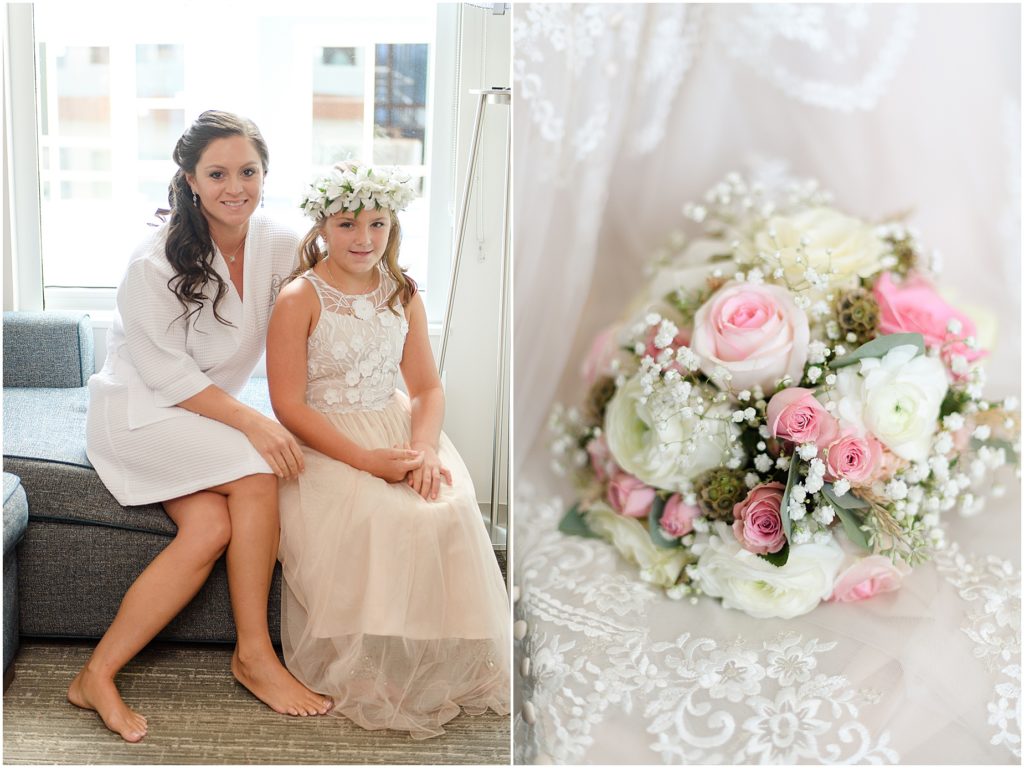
<box><xmin>820</xmin><ymin>485</ymin><xmax>871</xmax><ymax>550</ymax></box>
<box><xmin>758</xmin><ymin>540</ymin><xmax>790</xmax><ymax>567</ymax></box>
<box><xmin>647</xmin><ymin>495</ymin><xmax>680</xmax><ymax>549</ymax></box>
<box><xmin>779</xmin><ymin>455</ymin><xmax>800</xmax><ymax>540</ymax></box>
<box><xmin>820</xmin><ymin>483</ymin><xmax>871</xmax><ymax>511</ymax></box>
<box><xmin>830</xmin><ymin>333</ymin><xmax>925</xmax><ymax>369</ymax></box>
<box><xmin>558</xmin><ymin>503</ymin><xmax>601</xmax><ymax>539</ymax></box>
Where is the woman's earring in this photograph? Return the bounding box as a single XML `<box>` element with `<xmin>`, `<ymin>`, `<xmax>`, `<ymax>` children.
<box><xmin>192</xmin><ymin>191</ymin><xmax>198</xmax><ymax>207</ymax></box>
<box><xmin>261</xmin><ymin>194</ymin><xmax>265</xmax><ymax>208</ymax></box>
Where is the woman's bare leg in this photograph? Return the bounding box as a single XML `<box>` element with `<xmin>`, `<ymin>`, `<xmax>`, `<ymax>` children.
<box><xmin>212</xmin><ymin>473</ymin><xmax>332</xmax><ymax>716</ymax></box>
<box><xmin>67</xmin><ymin>492</ymin><xmax>232</xmax><ymax>742</ymax></box>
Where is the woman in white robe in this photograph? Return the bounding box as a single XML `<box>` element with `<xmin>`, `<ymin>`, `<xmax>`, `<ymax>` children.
<box><xmin>68</xmin><ymin>110</ymin><xmax>333</xmax><ymax>744</ymax></box>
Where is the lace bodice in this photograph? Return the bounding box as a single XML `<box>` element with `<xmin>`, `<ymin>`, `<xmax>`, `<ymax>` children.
<box><xmin>302</xmin><ymin>267</ymin><xmax>409</xmax><ymax>413</ymax></box>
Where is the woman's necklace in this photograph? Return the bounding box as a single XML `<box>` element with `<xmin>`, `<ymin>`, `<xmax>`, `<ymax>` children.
<box><xmin>214</xmin><ymin>234</ymin><xmax>246</xmax><ymax>264</ymax></box>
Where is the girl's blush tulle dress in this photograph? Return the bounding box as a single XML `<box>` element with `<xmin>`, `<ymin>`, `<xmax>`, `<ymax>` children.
<box><xmin>278</xmin><ymin>267</ymin><xmax>510</xmax><ymax>739</ymax></box>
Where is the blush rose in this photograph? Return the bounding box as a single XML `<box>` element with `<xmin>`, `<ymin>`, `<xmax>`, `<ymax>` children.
<box><xmin>824</xmin><ymin>433</ymin><xmax>883</xmax><ymax>485</ymax></box>
<box><xmin>659</xmin><ymin>494</ymin><xmax>702</xmax><ymax>538</ymax></box>
<box><xmin>873</xmin><ymin>271</ymin><xmax>985</xmax><ymax>365</ymax></box>
<box><xmin>732</xmin><ymin>482</ymin><xmax>787</xmax><ymax>555</ymax></box>
<box><xmin>607</xmin><ymin>472</ymin><xmax>656</xmax><ymax>518</ymax></box>
<box><xmin>829</xmin><ymin>555</ymin><xmax>908</xmax><ymax>602</ymax></box>
<box><xmin>582</xmin><ymin>324</ymin><xmax>625</xmax><ymax>387</ymax></box>
<box><xmin>766</xmin><ymin>387</ymin><xmax>840</xmax><ymax>447</ymax></box>
<box><xmin>691</xmin><ymin>282</ymin><xmax>809</xmax><ymax>393</ymax></box>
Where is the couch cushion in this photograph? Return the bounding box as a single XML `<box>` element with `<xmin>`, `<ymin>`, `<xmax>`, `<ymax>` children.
<box><xmin>4</xmin><ymin>388</ymin><xmax>91</xmax><ymax>468</ymax></box>
<box><xmin>3</xmin><ymin>377</ymin><xmax>274</xmax><ymax>470</ymax></box>
<box><xmin>3</xmin><ymin>311</ymin><xmax>94</xmax><ymax>388</ymax></box>
<box><xmin>3</xmin><ymin>473</ymin><xmax>28</xmax><ymax>555</ymax></box>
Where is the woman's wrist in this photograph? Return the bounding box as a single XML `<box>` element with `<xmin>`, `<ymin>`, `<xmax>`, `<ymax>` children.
<box><xmin>410</xmin><ymin>439</ymin><xmax>438</xmax><ymax>453</ymax></box>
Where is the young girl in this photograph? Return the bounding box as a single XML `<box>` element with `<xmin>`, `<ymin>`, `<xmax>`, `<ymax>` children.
<box><xmin>266</xmin><ymin>162</ymin><xmax>510</xmax><ymax>738</ymax></box>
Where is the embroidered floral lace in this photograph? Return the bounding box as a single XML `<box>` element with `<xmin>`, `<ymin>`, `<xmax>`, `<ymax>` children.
<box><xmin>301</xmin><ymin>268</ymin><xmax>409</xmax><ymax>413</ymax></box>
<box><xmin>514</xmin><ymin>484</ymin><xmax>1021</xmax><ymax>764</ymax></box>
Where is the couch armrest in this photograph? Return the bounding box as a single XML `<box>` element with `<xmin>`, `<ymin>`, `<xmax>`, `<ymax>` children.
<box><xmin>2</xmin><ymin>311</ymin><xmax>95</xmax><ymax>388</ymax></box>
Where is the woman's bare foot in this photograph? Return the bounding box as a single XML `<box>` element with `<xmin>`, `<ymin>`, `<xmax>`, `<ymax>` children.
<box><xmin>67</xmin><ymin>666</ymin><xmax>148</xmax><ymax>742</ymax></box>
<box><xmin>231</xmin><ymin>647</ymin><xmax>333</xmax><ymax>716</ymax></box>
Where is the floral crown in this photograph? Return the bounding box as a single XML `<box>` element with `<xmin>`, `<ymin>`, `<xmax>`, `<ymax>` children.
<box><xmin>299</xmin><ymin>161</ymin><xmax>417</xmax><ymax>220</ymax></box>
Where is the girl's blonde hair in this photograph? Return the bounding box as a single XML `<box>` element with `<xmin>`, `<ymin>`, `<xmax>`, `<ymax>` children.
<box><xmin>289</xmin><ymin>208</ymin><xmax>416</xmax><ymax>313</ymax></box>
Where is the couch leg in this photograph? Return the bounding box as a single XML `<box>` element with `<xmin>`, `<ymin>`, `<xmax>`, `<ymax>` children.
<box><xmin>3</xmin><ymin>663</ymin><xmax>14</xmax><ymax>692</ymax></box>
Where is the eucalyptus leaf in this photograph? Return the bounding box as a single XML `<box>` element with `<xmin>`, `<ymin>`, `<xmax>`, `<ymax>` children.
<box><xmin>820</xmin><ymin>483</ymin><xmax>871</xmax><ymax>511</ymax></box>
<box><xmin>647</xmin><ymin>495</ymin><xmax>680</xmax><ymax>549</ymax></box>
<box><xmin>834</xmin><ymin>505</ymin><xmax>871</xmax><ymax>550</ymax></box>
<box><xmin>758</xmin><ymin>540</ymin><xmax>790</xmax><ymax>567</ymax></box>
<box><xmin>779</xmin><ymin>455</ymin><xmax>800</xmax><ymax>540</ymax></box>
<box><xmin>818</xmin><ymin>485</ymin><xmax>871</xmax><ymax>551</ymax></box>
<box><xmin>830</xmin><ymin>333</ymin><xmax>925</xmax><ymax>369</ymax></box>
<box><xmin>558</xmin><ymin>503</ymin><xmax>601</xmax><ymax>539</ymax></box>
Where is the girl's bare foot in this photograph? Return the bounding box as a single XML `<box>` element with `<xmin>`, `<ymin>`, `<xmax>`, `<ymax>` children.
<box><xmin>231</xmin><ymin>647</ymin><xmax>333</xmax><ymax>716</ymax></box>
<box><xmin>67</xmin><ymin>666</ymin><xmax>148</xmax><ymax>742</ymax></box>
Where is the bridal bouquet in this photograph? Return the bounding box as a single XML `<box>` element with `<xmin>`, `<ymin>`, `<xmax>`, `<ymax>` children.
<box><xmin>551</xmin><ymin>173</ymin><xmax>1020</xmax><ymax>619</ymax></box>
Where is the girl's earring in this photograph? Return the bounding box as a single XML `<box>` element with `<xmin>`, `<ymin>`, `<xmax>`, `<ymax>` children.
<box><xmin>192</xmin><ymin>191</ymin><xmax>198</xmax><ymax>207</ymax></box>
<box><xmin>261</xmin><ymin>194</ymin><xmax>265</xmax><ymax>209</ymax></box>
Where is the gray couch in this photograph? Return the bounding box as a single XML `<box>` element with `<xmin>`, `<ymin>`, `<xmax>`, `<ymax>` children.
<box><xmin>2</xmin><ymin>311</ymin><xmax>282</xmax><ymax>645</ymax></box>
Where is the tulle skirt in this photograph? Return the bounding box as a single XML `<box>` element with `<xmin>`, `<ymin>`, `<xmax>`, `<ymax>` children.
<box><xmin>278</xmin><ymin>392</ymin><xmax>510</xmax><ymax>739</ymax></box>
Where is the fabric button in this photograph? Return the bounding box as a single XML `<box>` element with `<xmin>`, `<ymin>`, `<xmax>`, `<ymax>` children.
<box><xmin>522</xmin><ymin>700</ymin><xmax>536</xmax><ymax>724</ymax></box>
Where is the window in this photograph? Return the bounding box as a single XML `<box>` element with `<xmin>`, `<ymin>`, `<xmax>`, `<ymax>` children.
<box><xmin>28</xmin><ymin>4</ymin><xmax>454</xmax><ymax>320</ymax></box>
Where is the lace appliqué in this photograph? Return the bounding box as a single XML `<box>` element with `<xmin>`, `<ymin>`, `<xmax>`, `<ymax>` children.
<box><xmin>934</xmin><ymin>543</ymin><xmax>1022</xmax><ymax>758</ymax></box>
<box><xmin>714</xmin><ymin>4</ymin><xmax>917</xmax><ymax>112</ymax></box>
<box><xmin>514</xmin><ymin>489</ymin><xmax>897</xmax><ymax>765</ymax></box>
<box><xmin>302</xmin><ymin>269</ymin><xmax>408</xmax><ymax>413</ymax></box>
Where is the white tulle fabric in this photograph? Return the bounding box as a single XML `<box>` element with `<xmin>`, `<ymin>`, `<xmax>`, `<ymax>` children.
<box><xmin>513</xmin><ymin>3</ymin><xmax>1020</xmax><ymax>764</ymax></box>
<box><xmin>278</xmin><ymin>268</ymin><xmax>510</xmax><ymax>739</ymax></box>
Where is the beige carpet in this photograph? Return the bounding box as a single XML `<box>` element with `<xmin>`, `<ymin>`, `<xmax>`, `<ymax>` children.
<box><xmin>3</xmin><ymin>640</ymin><xmax>510</xmax><ymax>765</ymax></box>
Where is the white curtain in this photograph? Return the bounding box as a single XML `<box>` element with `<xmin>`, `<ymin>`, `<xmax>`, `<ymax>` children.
<box><xmin>512</xmin><ymin>4</ymin><xmax>1021</xmax><ymax>764</ymax></box>
<box><xmin>514</xmin><ymin>2</ymin><xmax>1020</xmax><ymax>472</ymax></box>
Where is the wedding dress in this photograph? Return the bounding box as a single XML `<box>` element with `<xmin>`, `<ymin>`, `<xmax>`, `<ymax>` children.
<box><xmin>513</xmin><ymin>4</ymin><xmax>1020</xmax><ymax>764</ymax></box>
<box><xmin>277</xmin><ymin>267</ymin><xmax>510</xmax><ymax>739</ymax></box>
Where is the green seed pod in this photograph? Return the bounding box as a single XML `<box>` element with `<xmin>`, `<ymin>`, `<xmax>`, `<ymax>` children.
<box><xmin>694</xmin><ymin>467</ymin><xmax>749</xmax><ymax>521</ymax></box>
<box><xmin>835</xmin><ymin>288</ymin><xmax>880</xmax><ymax>347</ymax></box>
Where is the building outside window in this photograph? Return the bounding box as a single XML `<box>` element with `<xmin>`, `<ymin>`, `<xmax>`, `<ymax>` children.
<box><xmin>31</xmin><ymin>4</ymin><xmax>446</xmax><ymax>318</ymax></box>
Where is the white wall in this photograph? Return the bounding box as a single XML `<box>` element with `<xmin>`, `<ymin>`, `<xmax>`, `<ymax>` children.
<box><xmin>438</xmin><ymin>6</ymin><xmax>511</xmax><ymax>515</ymax></box>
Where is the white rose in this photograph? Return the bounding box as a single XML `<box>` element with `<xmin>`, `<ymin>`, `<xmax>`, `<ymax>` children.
<box><xmin>746</xmin><ymin>207</ymin><xmax>886</xmax><ymax>292</ymax></box>
<box><xmin>604</xmin><ymin>373</ymin><xmax>736</xmax><ymax>492</ymax></box>
<box><xmin>831</xmin><ymin>345</ymin><xmax>948</xmax><ymax>462</ymax></box>
<box><xmin>585</xmin><ymin>502</ymin><xmax>688</xmax><ymax>588</ymax></box>
<box><xmin>697</xmin><ymin>523</ymin><xmax>844</xmax><ymax>619</ymax></box>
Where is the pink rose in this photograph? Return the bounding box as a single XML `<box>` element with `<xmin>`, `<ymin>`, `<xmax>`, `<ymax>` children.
<box><xmin>829</xmin><ymin>555</ymin><xmax>908</xmax><ymax>602</ymax></box>
<box><xmin>873</xmin><ymin>271</ymin><xmax>985</xmax><ymax>368</ymax></box>
<box><xmin>582</xmin><ymin>324</ymin><xmax>624</xmax><ymax>387</ymax></box>
<box><xmin>586</xmin><ymin>435</ymin><xmax>617</xmax><ymax>482</ymax></box>
<box><xmin>824</xmin><ymin>433</ymin><xmax>883</xmax><ymax>485</ymax></box>
<box><xmin>607</xmin><ymin>472</ymin><xmax>656</xmax><ymax>518</ymax></box>
<box><xmin>766</xmin><ymin>387</ymin><xmax>840</xmax><ymax>447</ymax></box>
<box><xmin>659</xmin><ymin>494</ymin><xmax>702</xmax><ymax>538</ymax></box>
<box><xmin>691</xmin><ymin>282</ymin><xmax>809</xmax><ymax>392</ymax></box>
<box><xmin>732</xmin><ymin>482</ymin><xmax>787</xmax><ymax>555</ymax></box>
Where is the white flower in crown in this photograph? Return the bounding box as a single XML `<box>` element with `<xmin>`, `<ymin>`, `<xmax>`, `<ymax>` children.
<box><xmin>300</xmin><ymin>161</ymin><xmax>417</xmax><ymax>220</ymax></box>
